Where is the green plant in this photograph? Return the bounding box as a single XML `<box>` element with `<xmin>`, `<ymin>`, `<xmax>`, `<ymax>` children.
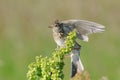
<box><xmin>27</xmin><ymin>31</ymin><xmax>76</xmax><ymax>80</ymax></box>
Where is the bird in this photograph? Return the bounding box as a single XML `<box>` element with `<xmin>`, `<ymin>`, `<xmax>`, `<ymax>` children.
<box><xmin>49</xmin><ymin>19</ymin><xmax>105</xmax><ymax>77</ymax></box>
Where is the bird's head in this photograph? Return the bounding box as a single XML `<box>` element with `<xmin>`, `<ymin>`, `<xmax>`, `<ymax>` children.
<box><xmin>48</xmin><ymin>19</ymin><xmax>64</xmax><ymax>33</ymax></box>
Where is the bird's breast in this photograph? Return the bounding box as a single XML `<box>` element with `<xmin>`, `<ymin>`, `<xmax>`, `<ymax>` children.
<box><xmin>53</xmin><ymin>33</ymin><xmax>65</xmax><ymax>47</ymax></box>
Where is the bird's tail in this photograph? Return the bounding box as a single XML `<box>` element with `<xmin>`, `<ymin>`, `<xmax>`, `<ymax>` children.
<box><xmin>70</xmin><ymin>51</ymin><xmax>84</xmax><ymax>78</ymax></box>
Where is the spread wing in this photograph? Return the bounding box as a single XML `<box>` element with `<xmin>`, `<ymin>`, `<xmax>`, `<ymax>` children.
<box><xmin>62</xmin><ymin>20</ymin><xmax>105</xmax><ymax>41</ymax></box>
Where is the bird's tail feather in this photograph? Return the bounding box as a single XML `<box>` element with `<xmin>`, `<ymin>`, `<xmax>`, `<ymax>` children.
<box><xmin>71</xmin><ymin>54</ymin><xmax>84</xmax><ymax>77</ymax></box>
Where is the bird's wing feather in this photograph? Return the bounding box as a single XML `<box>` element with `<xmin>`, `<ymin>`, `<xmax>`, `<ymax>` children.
<box><xmin>62</xmin><ymin>20</ymin><xmax>105</xmax><ymax>41</ymax></box>
<box><xmin>62</xmin><ymin>20</ymin><xmax>105</xmax><ymax>35</ymax></box>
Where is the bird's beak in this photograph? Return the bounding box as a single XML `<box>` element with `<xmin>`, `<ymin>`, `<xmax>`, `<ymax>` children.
<box><xmin>48</xmin><ymin>25</ymin><xmax>53</xmax><ymax>28</ymax></box>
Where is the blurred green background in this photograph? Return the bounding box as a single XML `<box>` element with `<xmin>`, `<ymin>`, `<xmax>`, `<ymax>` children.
<box><xmin>0</xmin><ymin>0</ymin><xmax>120</xmax><ymax>80</ymax></box>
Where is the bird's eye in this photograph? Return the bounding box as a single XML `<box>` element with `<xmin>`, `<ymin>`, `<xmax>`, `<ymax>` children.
<box><xmin>55</xmin><ymin>24</ymin><xmax>58</xmax><ymax>27</ymax></box>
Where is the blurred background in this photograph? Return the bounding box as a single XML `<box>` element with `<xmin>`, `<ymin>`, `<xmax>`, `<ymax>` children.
<box><xmin>0</xmin><ymin>0</ymin><xmax>120</xmax><ymax>80</ymax></box>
